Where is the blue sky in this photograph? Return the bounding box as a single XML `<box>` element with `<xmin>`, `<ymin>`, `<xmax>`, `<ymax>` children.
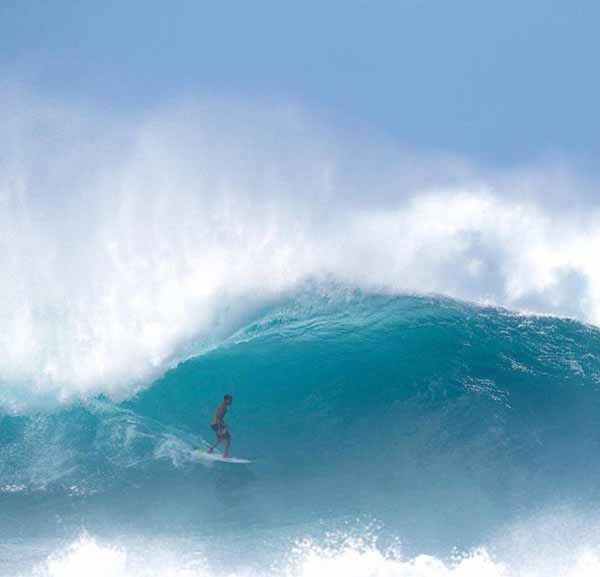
<box><xmin>2</xmin><ymin>1</ymin><xmax>599</xmax><ymax>166</ymax></box>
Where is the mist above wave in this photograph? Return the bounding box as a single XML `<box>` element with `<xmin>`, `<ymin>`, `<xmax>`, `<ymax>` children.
<box><xmin>1</xmin><ymin>87</ymin><xmax>598</xmax><ymax>409</ymax></box>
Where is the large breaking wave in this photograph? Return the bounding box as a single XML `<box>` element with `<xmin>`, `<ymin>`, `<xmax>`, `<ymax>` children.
<box><xmin>2</xmin><ymin>90</ymin><xmax>600</xmax><ymax>576</ymax></box>
<box><xmin>2</xmin><ymin>290</ymin><xmax>600</xmax><ymax>575</ymax></box>
<box><xmin>2</xmin><ymin>89</ymin><xmax>600</xmax><ymax>410</ymax></box>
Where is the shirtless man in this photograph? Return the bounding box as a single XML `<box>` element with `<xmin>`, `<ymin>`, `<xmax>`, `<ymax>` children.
<box><xmin>207</xmin><ymin>394</ymin><xmax>233</xmax><ymax>458</ymax></box>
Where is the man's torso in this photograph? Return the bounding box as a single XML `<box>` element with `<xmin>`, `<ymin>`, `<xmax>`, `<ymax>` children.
<box><xmin>211</xmin><ymin>402</ymin><xmax>228</xmax><ymax>426</ymax></box>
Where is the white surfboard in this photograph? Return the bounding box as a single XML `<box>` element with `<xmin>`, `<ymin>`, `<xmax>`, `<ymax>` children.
<box><xmin>194</xmin><ymin>449</ymin><xmax>252</xmax><ymax>464</ymax></box>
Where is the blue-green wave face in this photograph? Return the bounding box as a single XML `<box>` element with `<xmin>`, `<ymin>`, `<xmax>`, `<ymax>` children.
<box><xmin>3</xmin><ymin>288</ymin><xmax>600</xmax><ymax>575</ymax></box>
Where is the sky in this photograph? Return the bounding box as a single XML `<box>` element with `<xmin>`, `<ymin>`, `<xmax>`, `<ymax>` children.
<box><xmin>1</xmin><ymin>0</ymin><xmax>599</xmax><ymax>166</ymax></box>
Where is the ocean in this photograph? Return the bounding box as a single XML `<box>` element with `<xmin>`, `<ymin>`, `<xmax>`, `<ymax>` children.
<box><xmin>3</xmin><ymin>93</ymin><xmax>600</xmax><ymax>576</ymax></box>
<box><xmin>2</xmin><ymin>286</ymin><xmax>600</xmax><ymax>576</ymax></box>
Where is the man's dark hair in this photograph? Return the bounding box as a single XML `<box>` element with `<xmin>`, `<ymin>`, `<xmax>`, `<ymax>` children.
<box><xmin>224</xmin><ymin>393</ymin><xmax>233</xmax><ymax>400</ymax></box>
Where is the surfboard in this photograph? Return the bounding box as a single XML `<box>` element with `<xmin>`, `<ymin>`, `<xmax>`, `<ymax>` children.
<box><xmin>194</xmin><ymin>449</ymin><xmax>252</xmax><ymax>464</ymax></box>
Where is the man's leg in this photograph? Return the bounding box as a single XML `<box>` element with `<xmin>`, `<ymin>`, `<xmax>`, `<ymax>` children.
<box><xmin>207</xmin><ymin>429</ymin><xmax>223</xmax><ymax>453</ymax></box>
<box><xmin>223</xmin><ymin>432</ymin><xmax>231</xmax><ymax>458</ymax></box>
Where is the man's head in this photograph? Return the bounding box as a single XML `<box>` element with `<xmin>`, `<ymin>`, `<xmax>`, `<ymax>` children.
<box><xmin>224</xmin><ymin>393</ymin><xmax>233</xmax><ymax>405</ymax></box>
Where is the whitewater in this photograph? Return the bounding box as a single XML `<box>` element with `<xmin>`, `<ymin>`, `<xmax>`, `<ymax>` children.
<box><xmin>2</xmin><ymin>92</ymin><xmax>600</xmax><ymax>576</ymax></box>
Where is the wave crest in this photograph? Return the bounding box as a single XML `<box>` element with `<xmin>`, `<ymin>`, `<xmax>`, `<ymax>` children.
<box><xmin>2</xmin><ymin>89</ymin><xmax>600</xmax><ymax>408</ymax></box>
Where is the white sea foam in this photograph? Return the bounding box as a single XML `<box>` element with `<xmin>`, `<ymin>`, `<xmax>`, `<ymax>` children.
<box><xmin>2</xmin><ymin>87</ymin><xmax>600</xmax><ymax>409</ymax></box>
<box><xmin>20</xmin><ymin>532</ymin><xmax>600</xmax><ymax>577</ymax></box>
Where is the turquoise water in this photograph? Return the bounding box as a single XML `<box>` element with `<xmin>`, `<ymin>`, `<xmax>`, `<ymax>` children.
<box><xmin>2</xmin><ymin>288</ymin><xmax>600</xmax><ymax>575</ymax></box>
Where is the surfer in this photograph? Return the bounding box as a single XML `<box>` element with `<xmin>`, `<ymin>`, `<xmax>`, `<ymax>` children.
<box><xmin>207</xmin><ymin>394</ymin><xmax>233</xmax><ymax>458</ymax></box>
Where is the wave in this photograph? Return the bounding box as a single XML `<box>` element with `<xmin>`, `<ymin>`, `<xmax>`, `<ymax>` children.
<box><xmin>2</xmin><ymin>292</ymin><xmax>600</xmax><ymax>561</ymax></box>
<box><xmin>3</xmin><ymin>90</ymin><xmax>600</xmax><ymax>576</ymax></box>
<box><xmin>2</xmin><ymin>90</ymin><xmax>600</xmax><ymax>409</ymax></box>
